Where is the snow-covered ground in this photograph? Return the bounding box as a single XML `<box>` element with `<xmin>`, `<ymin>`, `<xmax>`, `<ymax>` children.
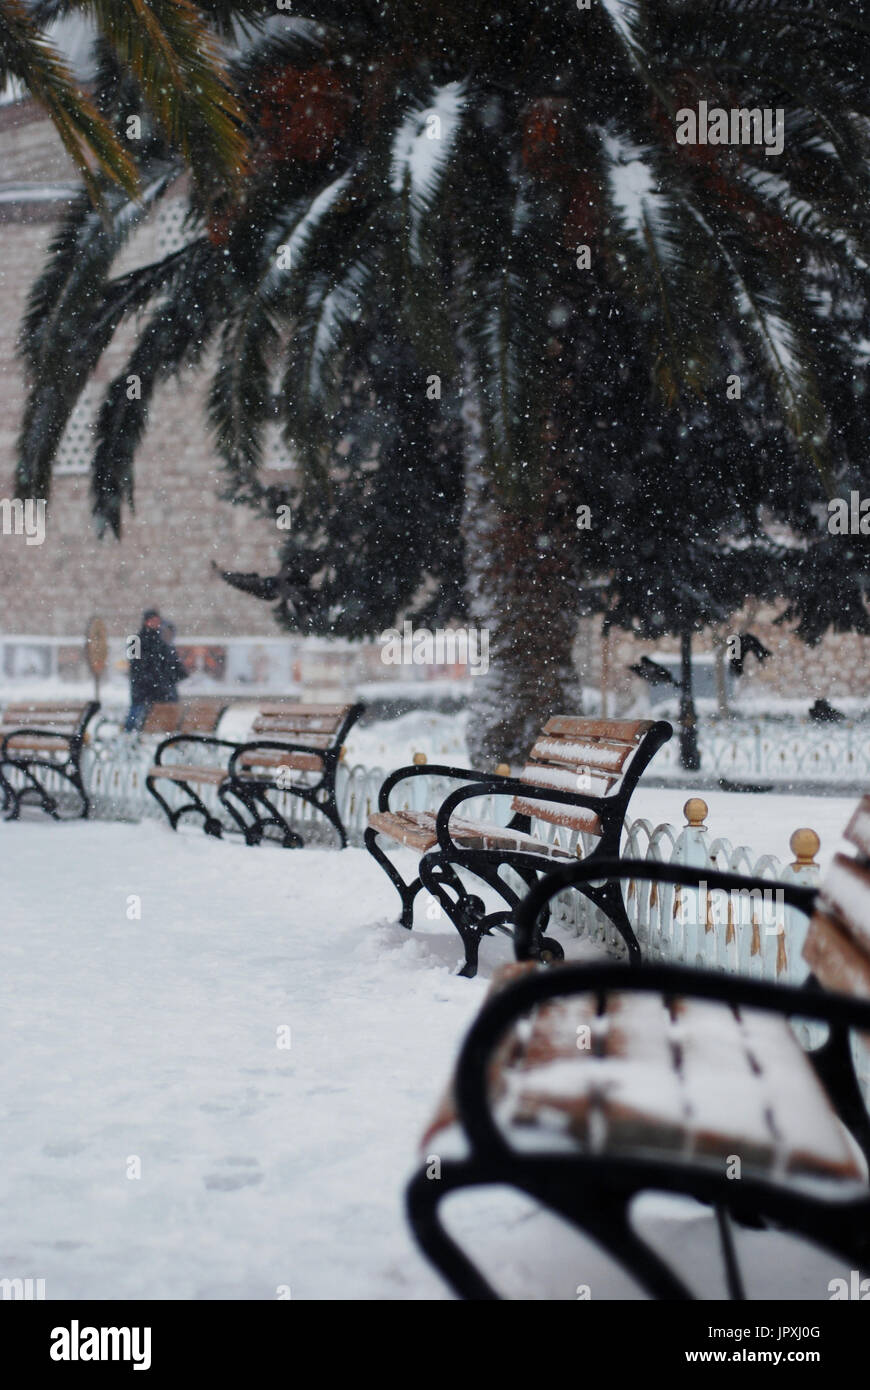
<box><xmin>0</xmin><ymin>814</ymin><xmax>850</xmax><ymax>1300</ymax></box>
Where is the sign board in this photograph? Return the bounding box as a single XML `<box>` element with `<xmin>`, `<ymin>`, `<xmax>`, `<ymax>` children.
<box><xmin>85</xmin><ymin>616</ymin><xmax>108</xmax><ymax>699</ymax></box>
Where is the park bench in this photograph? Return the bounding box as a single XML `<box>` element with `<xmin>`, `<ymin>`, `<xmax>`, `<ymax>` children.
<box><xmin>145</xmin><ymin>701</ymin><xmax>363</xmax><ymax>847</ymax></box>
<box><xmin>407</xmin><ymin>797</ymin><xmax>870</xmax><ymax>1300</ymax></box>
<box><xmin>0</xmin><ymin>700</ymin><xmax>99</xmax><ymax>820</ymax></box>
<box><xmin>365</xmin><ymin>717</ymin><xmax>672</xmax><ymax>977</ymax></box>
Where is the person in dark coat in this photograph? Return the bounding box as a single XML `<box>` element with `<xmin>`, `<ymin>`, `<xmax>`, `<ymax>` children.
<box><xmin>124</xmin><ymin>609</ymin><xmax>189</xmax><ymax>731</ymax></box>
<box><xmin>158</xmin><ymin>620</ymin><xmax>188</xmax><ymax>703</ymax></box>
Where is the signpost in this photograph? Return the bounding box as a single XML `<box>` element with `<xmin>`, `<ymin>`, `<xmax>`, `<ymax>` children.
<box><xmin>85</xmin><ymin>616</ymin><xmax>108</xmax><ymax>701</ymax></box>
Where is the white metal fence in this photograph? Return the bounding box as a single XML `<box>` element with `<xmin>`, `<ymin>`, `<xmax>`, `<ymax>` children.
<box><xmin>653</xmin><ymin>718</ymin><xmax>870</xmax><ymax>784</ymax></box>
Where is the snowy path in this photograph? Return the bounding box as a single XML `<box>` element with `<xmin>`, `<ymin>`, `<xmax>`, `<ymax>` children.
<box><xmin>0</xmin><ymin>820</ymin><xmax>844</xmax><ymax>1300</ymax></box>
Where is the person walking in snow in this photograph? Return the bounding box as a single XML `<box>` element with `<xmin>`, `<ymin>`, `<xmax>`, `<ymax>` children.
<box><xmin>158</xmin><ymin>620</ymin><xmax>188</xmax><ymax>704</ymax></box>
<box><xmin>124</xmin><ymin>608</ymin><xmax>189</xmax><ymax>731</ymax></box>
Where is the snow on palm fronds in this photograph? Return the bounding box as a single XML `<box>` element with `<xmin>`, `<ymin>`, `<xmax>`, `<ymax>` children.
<box><xmin>685</xmin><ymin>200</ymin><xmax>829</xmax><ymax>479</ymax></box>
<box><xmin>390</xmin><ymin>81</ymin><xmax>466</xmax><ymax>265</ymax></box>
<box><xmin>738</xmin><ymin>163</ymin><xmax>870</xmax><ymax>274</ymax></box>
<box><xmin>304</xmin><ymin>258</ymin><xmax>374</xmax><ymax>404</ymax></box>
<box><xmin>605</xmin><ymin>134</ymin><xmax>658</xmax><ymax>247</ymax></box>
<box><xmin>281</xmin><ymin>172</ymin><xmax>354</xmax><ymax>277</ymax></box>
<box><xmin>605</xmin><ymin>133</ymin><xmax>713</xmax><ymax>401</ymax></box>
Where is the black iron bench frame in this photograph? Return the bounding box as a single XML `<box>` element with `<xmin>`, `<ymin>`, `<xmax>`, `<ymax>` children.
<box><xmin>145</xmin><ymin>702</ymin><xmax>363</xmax><ymax>848</ymax></box>
<box><xmin>0</xmin><ymin>700</ymin><xmax>100</xmax><ymax>821</ymax></box>
<box><xmin>221</xmin><ymin>702</ymin><xmax>364</xmax><ymax>849</ymax></box>
<box><xmin>365</xmin><ymin>720</ymin><xmax>672</xmax><ymax>977</ymax></box>
<box><xmin>407</xmin><ymin>859</ymin><xmax>870</xmax><ymax>1301</ymax></box>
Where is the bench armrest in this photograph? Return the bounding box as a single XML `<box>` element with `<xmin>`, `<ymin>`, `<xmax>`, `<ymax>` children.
<box><xmin>454</xmin><ymin>958</ymin><xmax>870</xmax><ymax>1162</ymax></box>
<box><xmin>151</xmin><ymin>734</ymin><xmax>240</xmax><ymax>767</ymax></box>
<box><xmin>432</xmin><ymin>777</ymin><xmax>618</xmax><ymax>855</ymax></box>
<box><xmin>512</xmin><ymin>858</ymin><xmax>817</xmax><ymax>961</ymax></box>
<box><xmin>375</xmin><ymin>763</ymin><xmax>514</xmax><ymax>814</ymax></box>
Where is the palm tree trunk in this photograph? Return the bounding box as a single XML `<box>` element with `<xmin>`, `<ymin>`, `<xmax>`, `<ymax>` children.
<box><xmin>458</xmin><ymin>348</ymin><xmax>581</xmax><ymax>767</ymax></box>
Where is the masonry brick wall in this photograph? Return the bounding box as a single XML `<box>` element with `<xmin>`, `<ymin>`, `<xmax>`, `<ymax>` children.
<box><xmin>0</xmin><ymin>100</ymin><xmax>283</xmax><ymax>642</ymax></box>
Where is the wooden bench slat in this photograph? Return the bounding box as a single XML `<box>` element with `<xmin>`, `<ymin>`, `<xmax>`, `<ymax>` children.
<box><xmin>518</xmin><ymin>763</ymin><xmax>614</xmax><ymax>797</ymax></box>
<box><xmin>1</xmin><ymin>715</ymin><xmax>82</xmax><ymax>731</ymax></box>
<box><xmin>147</xmin><ymin>765</ymin><xmax>228</xmax><ymax>786</ymax></box>
<box><xmin>142</xmin><ymin>703</ymin><xmax>183</xmax><ymax>734</ymax></box>
<box><xmin>673</xmin><ymin>998</ymin><xmax>776</xmax><ymax>1170</ymax></box>
<box><xmin>844</xmin><ymin>796</ymin><xmax>870</xmax><ymax>863</ymax></box>
<box><xmin>252</xmin><ymin>715</ymin><xmax>347</xmax><ymax>736</ymax></box>
<box><xmin>510</xmin><ymin>797</ymin><xmax>603</xmax><ymax>836</ymax></box>
<box><xmin>598</xmin><ymin>994</ymin><xmax>688</xmax><ymax>1154</ymax></box>
<box><xmin>179</xmin><ymin>700</ymin><xmax>227</xmax><ymax>734</ymax></box>
<box><xmin>1</xmin><ymin>736</ymin><xmax>75</xmax><ymax>752</ymax></box>
<box><xmin>367</xmin><ymin>809</ymin><xmax>579</xmax><ymax>858</ymax></box>
<box><xmin>254</xmin><ymin>702</ymin><xmax>351</xmax><ymax>716</ymax></box>
<box><xmin>803</xmin><ymin>911</ymin><xmax>870</xmax><ymax>1003</ymax></box>
<box><xmin>738</xmin><ymin>1006</ymin><xmax>863</xmax><ymax>1178</ymax></box>
<box><xmin>528</xmin><ymin>737</ymin><xmax>635</xmax><ymax>774</ymax></box>
<box><xmin>543</xmin><ymin>717</ymin><xmax>653</xmax><ymax>742</ymax></box>
<box><xmin>819</xmin><ymin>853</ymin><xmax>870</xmax><ymax>957</ymax></box>
<box><xmin>245</xmin><ymin>731</ymin><xmax>334</xmax><ymax>750</ymax></box>
<box><xmin>237</xmin><ymin>750</ymin><xmax>324</xmax><ymax>774</ymax></box>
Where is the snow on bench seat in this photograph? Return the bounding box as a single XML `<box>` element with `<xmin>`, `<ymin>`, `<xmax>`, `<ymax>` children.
<box><xmin>367</xmin><ymin>810</ymin><xmax>577</xmax><ymax>858</ymax></box>
<box><xmin>422</xmin><ymin>963</ymin><xmax>863</xmax><ymax>1183</ymax></box>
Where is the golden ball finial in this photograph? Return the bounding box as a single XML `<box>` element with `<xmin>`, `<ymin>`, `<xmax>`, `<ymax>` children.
<box><xmin>495</xmin><ymin>762</ymin><xmax>511</xmax><ymax>777</ymax></box>
<box><xmin>684</xmin><ymin>797</ymin><xmax>708</xmax><ymax>828</ymax></box>
<box><xmin>790</xmin><ymin>827</ymin><xmax>820</xmax><ymax>867</ymax></box>
<box><xmin>412</xmin><ymin>751</ymin><xmax>427</xmax><ymax>765</ymax></box>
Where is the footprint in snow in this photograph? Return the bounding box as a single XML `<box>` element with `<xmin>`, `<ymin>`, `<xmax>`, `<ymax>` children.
<box><xmin>203</xmin><ymin>1156</ymin><xmax>262</xmax><ymax>1191</ymax></box>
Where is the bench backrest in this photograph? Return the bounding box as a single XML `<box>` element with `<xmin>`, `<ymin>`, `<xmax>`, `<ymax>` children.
<box><xmin>142</xmin><ymin>703</ymin><xmax>183</xmax><ymax>735</ymax></box>
<box><xmin>249</xmin><ymin>702</ymin><xmax>355</xmax><ymax>747</ymax></box>
<box><xmin>803</xmin><ymin>795</ymin><xmax>870</xmax><ymax>1005</ymax></box>
<box><xmin>236</xmin><ymin>702</ymin><xmax>359</xmax><ymax>776</ymax></box>
<box><xmin>179</xmin><ymin>699</ymin><xmax>228</xmax><ymax>734</ymax></box>
<box><xmin>512</xmin><ymin>717</ymin><xmax>662</xmax><ymax>836</ymax></box>
<box><xmin>142</xmin><ymin>698</ymin><xmax>228</xmax><ymax>736</ymax></box>
<box><xmin>0</xmin><ymin>701</ymin><xmax>98</xmax><ymax>741</ymax></box>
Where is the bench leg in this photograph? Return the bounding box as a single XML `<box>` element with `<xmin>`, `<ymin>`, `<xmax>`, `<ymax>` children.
<box><xmin>221</xmin><ymin>781</ymin><xmax>306</xmax><ymax>849</ymax></box>
<box><xmin>311</xmin><ymin>779</ymin><xmax>348</xmax><ymax>848</ymax></box>
<box><xmin>715</xmin><ymin>1206</ymin><xmax>746</xmax><ymax>1300</ymax></box>
<box><xmin>0</xmin><ymin>763</ymin><xmax>22</xmax><ymax>820</ymax></box>
<box><xmin>408</xmin><ymin>1161</ymin><xmax>695</xmax><ymax>1300</ymax></box>
<box><xmin>419</xmin><ymin>855</ymin><xmax>565</xmax><ymax>979</ymax></box>
<box><xmin>550</xmin><ymin>1184</ymin><xmax>695</xmax><ymax>1299</ymax></box>
<box><xmin>364</xmin><ymin>826</ymin><xmax>423</xmax><ymax>929</ymax></box>
<box><xmin>406</xmin><ymin>1162</ymin><xmax>501</xmax><ymax>1300</ymax></box>
<box><xmin>1</xmin><ymin>760</ymin><xmax>60</xmax><ymax>820</ymax></box>
<box><xmin>419</xmin><ymin>856</ymin><xmax>490</xmax><ymax>977</ymax></box>
<box><xmin>145</xmin><ymin>776</ymin><xmax>224</xmax><ymax>838</ymax></box>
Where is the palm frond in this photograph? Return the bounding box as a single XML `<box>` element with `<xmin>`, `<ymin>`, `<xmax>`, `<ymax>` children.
<box><xmin>38</xmin><ymin>0</ymin><xmax>250</xmax><ymax>202</ymax></box>
<box><xmin>17</xmin><ymin>236</ymin><xmax>191</xmax><ymax>499</ymax></box>
<box><xmin>0</xmin><ymin>0</ymin><xmax>138</xmax><ymax>200</ymax></box>
<box><xmin>91</xmin><ymin>238</ymin><xmax>220</xmax><ymax>534</ymax></box>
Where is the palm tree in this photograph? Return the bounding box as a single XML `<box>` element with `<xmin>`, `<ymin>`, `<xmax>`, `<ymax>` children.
<box><xmin>17</xmin><ymin>0</ymin><xmax>870</xmax><ymax>758</ymax></box>
<box><xmin>0</xmin><ymin>0</ymin><xmax>253</xmax><ymax>203</ymax></box>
